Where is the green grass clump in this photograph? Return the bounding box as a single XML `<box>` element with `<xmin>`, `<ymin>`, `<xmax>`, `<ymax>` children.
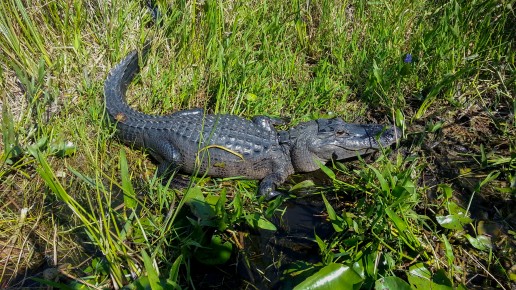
<box><xmin>1</xmin><ymin>0</ymin><xmax>515</xmax><ymax>288</ymax></box>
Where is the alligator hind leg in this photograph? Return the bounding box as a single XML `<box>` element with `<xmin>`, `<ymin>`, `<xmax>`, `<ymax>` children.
<box><xmin>144</xmin><ymin>136</ymin><xmax>182</xmax><ymax>177</ymax></box>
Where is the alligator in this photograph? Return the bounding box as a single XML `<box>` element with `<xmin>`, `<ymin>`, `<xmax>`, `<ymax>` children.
<box><xmin>104</xmin><ymin>46</ymin><xmax>400</xmax><ymax>198</ymax></box>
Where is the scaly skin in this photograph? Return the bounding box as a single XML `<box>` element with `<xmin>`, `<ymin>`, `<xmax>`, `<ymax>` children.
<box><xmin>104</xmin><ymin>47</ymin><xmax>400</xmax><ymax>198</ymax></box>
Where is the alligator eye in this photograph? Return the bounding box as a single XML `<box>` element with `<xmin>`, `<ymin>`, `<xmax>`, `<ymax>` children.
<box><xmin>335</xmin><ymin>130</ymin><xmax>349</xmax><ymax>137</ymax></box>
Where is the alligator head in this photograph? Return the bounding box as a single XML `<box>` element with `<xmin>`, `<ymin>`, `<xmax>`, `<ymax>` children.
<box><xmin>287</xmin><ymin>118</ymin><xmax>400</xmax><ymax>172</ymax></box>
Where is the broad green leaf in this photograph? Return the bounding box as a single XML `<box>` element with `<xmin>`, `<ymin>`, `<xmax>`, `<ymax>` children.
<box><xmin>33</xmin><ymin>136</ymin><xmax>48</xmax><ymax>151</ymax></box>
<box><xmin>447</xmin><ymin>201</ymin><xmax>467</xmax><ymax>215</ymax></box>
<box><xmin>363</xmin><ymin>251</ymin><xmax>379</xmax><ymax>278</ymax></box>
<box><xmin>374</xmin><ymin>276</ymin><xmax>411</xmax><ymax>290</ymax></box>
<box><xmin>50</xmin><ymin>140</ymin><xmax>76</xmax><ymax>157</ymax></box>
<box><xmin>403</xmin><ymin>179</ymin><xmax>416</xmax><ymax>195</ymax></box>
<box><xmin>395</xmin><ymin>109</ymin><xmax>405</xmax><ymax>131</ymax></box>
<box><xmin>184</xmin><ymin>185</ymin><xmax>204</xmax><ymax>202</ymax></box>
<box><xmin>231</xmin><ymin>191</ymin><xmax>243</xmax><ymax>219</ymax></box>
<box><xmin>438</xmin><ymin>184</ymin><xmax>453</xmax><ymax>199</ymax></box>
<box><xmin>352</xmin><ymin>261</ymin><xmax>366</xmax><ymax>280</ymax></box>
<box><xmin>281</xmin><ymin>261</ymin><xmax>320</xmax><ymax>289</ymax></box>
<box><xmin>290</xmin><ymin>180</ymin><xmax>316</xmax><ymax>192</ymax></box>
<box><xmin>432</xmin><ymin>269</ymin><xmax>453</xmax><ymax>287</ymax></box>
<box><xmin>185</xmin><ymin>186</ymin><xmax>217</xmax><ymax>221</ymax></box>
<box><xmin>385</xmin><ymin>208</ymin><xmax>407</xmax><ymax>232</ymax></box>
<box><xmin>392</xmin><ymin>179</ymin><xmax>416</xmax><ymax>202</ymax></box>
<box><xmin>214</xmin><ymin>189</ymin><xmax>228</xmax><ymax>230</ymax></box>
<box><xmin>315</xmin><ymin>159</ymin><xmax>336</xmax><ymax>180</ymax></box>
<box><xmin>407</xmin><ymin>263</ymin><xmax>453</xmax><ymax>290</ymax></box>
<box><xmin>479</xmin><ymin>171</ymin><xmax>500</xmax><ymax>188</ymax></box>
<box><xmin>321</xmin><ymin>193</ymin><xmax>345</xmax><ymax>232</ymax></box>
<box><xmin>168</xmin><ymin>254</ymin><xmax>182</xmax><ymax>283</ymax></box>
<box><xmin>142</xmin><ymin>249</ymin><xmax>163</xmax><ymax>290</ymax></box>
<box><xmin>205</xmin><ymin>193</ymin><xmax>220</xmax><ymax>207</ymax></box>
<box><xmin>245</xmin><ymin>213</ymin><xmax>277</xmax><ymax>231</ymax></box>
<box><xmin>428</xmin><ymin>121</ymin><xmax>444</xmax><ymax>133</ymax></box>
<box><xmin>215</xmin><ymin>188</ymin><xmax>227</xmax><ymax>216</ymax></box>
<box><xmin>465</xmin><ymin>234</ymin><xmax>492</xmax><ymax>251</ymax></box>
<box><xmin>408</xmin><ymin>263</ymin><xmax>431</xmax><ymax>279</ymax></box>
<box><xmin>442</xmin><ymin>234</ymin><xmax>454</xmax><ymax>266</ymax></box>
<box><xmin>194</xmin><ymin>235</ymin><xmax>232</xmax><ymax>265</ymax></box>
<box><xmin>314</xmin><ymin>233</ymin><xmax>326</xmax><ymax>253</ymax></box>
<box><xmin>367</xmin><ymin>165</ymin><xmax>390</xmax><ymax>194</ymax></box>
<box><xmin>293</xmin><ymin>263</ymin><xmax>363</xmax><ymax>290</ymax></box>
<box><xmin>436</xmin><ymin>202</ymin><xmax>473</xmax><ymax>230</ymax></box>
<box><xmin>436</xmin><ymin>213</ymin><xmax>472</xmax><ymax>230</ymax></box>
<box><xmin>257</xmin><ymin>215</ymin><xmax>277</xmax><ymax>230</ymax></box>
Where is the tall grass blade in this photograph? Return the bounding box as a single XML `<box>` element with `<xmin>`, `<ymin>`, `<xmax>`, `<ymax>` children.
<box><xmin>120</xmin><ymin>149</ymin><xmax>137</xmax><ymax>210</ymax></box>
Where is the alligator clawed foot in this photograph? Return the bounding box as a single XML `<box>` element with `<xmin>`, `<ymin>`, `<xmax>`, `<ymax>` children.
<box><xmin>264</xmin><ymin>190</ymin><xmax>284</xmax><ymax>200</ymax></box>
<box><xmin>258</xmin><ymin>177</ymin><xmax>285</xmax><ymax>200</ymax></box>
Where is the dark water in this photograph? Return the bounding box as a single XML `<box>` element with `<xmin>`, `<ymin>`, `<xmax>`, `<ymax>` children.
<box><xmin>190</xmin><ymin>194</ymin><xmax>337</xmax><ymax>289</ymax></box>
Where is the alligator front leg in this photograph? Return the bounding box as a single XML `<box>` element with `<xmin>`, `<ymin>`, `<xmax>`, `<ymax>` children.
<box><xmin>259</xmin><ymin>172</ymin><xmax>290</xmax><ymax>199</ymax></box>
<box><xmin>257</xmin><ymin>143</ymin><xmax>295</xmax><ymax>199</ymax></box>
<box><xmin>252</xmin><ymin>116</ymin><xmax>287</xmax><ymax>131</ymax></box>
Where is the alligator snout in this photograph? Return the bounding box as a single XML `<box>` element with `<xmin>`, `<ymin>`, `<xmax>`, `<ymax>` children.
<box><xmin>363</xmin><ymin>124</ymin><xmax>401</xmax><ymax>148</ymax></box>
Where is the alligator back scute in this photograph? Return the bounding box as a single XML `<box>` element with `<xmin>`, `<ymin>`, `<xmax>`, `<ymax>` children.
<box><xmin>143</xmin><ymin>113</ymin><xmax>278</xmax><ymax>178</ymax></box>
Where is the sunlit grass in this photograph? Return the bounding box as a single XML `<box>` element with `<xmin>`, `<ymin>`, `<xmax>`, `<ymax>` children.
<box><xmin>0</xmin><ymin>0</ymin><xmax>514</xmax><ymax>288</ymax></box>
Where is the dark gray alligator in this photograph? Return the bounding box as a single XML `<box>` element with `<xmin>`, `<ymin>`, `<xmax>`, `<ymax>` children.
<box><xmin>104</xmin><ymin>47</ymin><xmax>400</xmax><ymax>198</ymax></box>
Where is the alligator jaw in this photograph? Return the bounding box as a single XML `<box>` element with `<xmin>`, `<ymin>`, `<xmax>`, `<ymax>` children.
<box><xmin>289</xmin><ymin>119</ymin><xmax>400</xmax><ymax>172</ymax></box>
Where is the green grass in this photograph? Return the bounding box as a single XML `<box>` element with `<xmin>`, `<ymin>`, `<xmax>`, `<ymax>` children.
<box><xmin>1</xmin><ymin>0</ymin><xmax>515</xmax><ymax>288</ymax></box>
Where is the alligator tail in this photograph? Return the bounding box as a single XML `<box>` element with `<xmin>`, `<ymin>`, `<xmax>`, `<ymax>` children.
<box><xmin>104</xmin><ymin>0</ymin><xmax>158</xmax><ymax>123</ymax></box>
<box><xmin>104</xmin><ymin>43</ymin><xmax>151</xmax><ymax>123</ymax></box>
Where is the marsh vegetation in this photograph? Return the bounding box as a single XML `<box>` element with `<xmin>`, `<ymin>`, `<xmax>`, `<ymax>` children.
<box><xmin>1</xmin><ymin>0</ymin><xmax>515</xmax><ymax>289</ymax></box>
